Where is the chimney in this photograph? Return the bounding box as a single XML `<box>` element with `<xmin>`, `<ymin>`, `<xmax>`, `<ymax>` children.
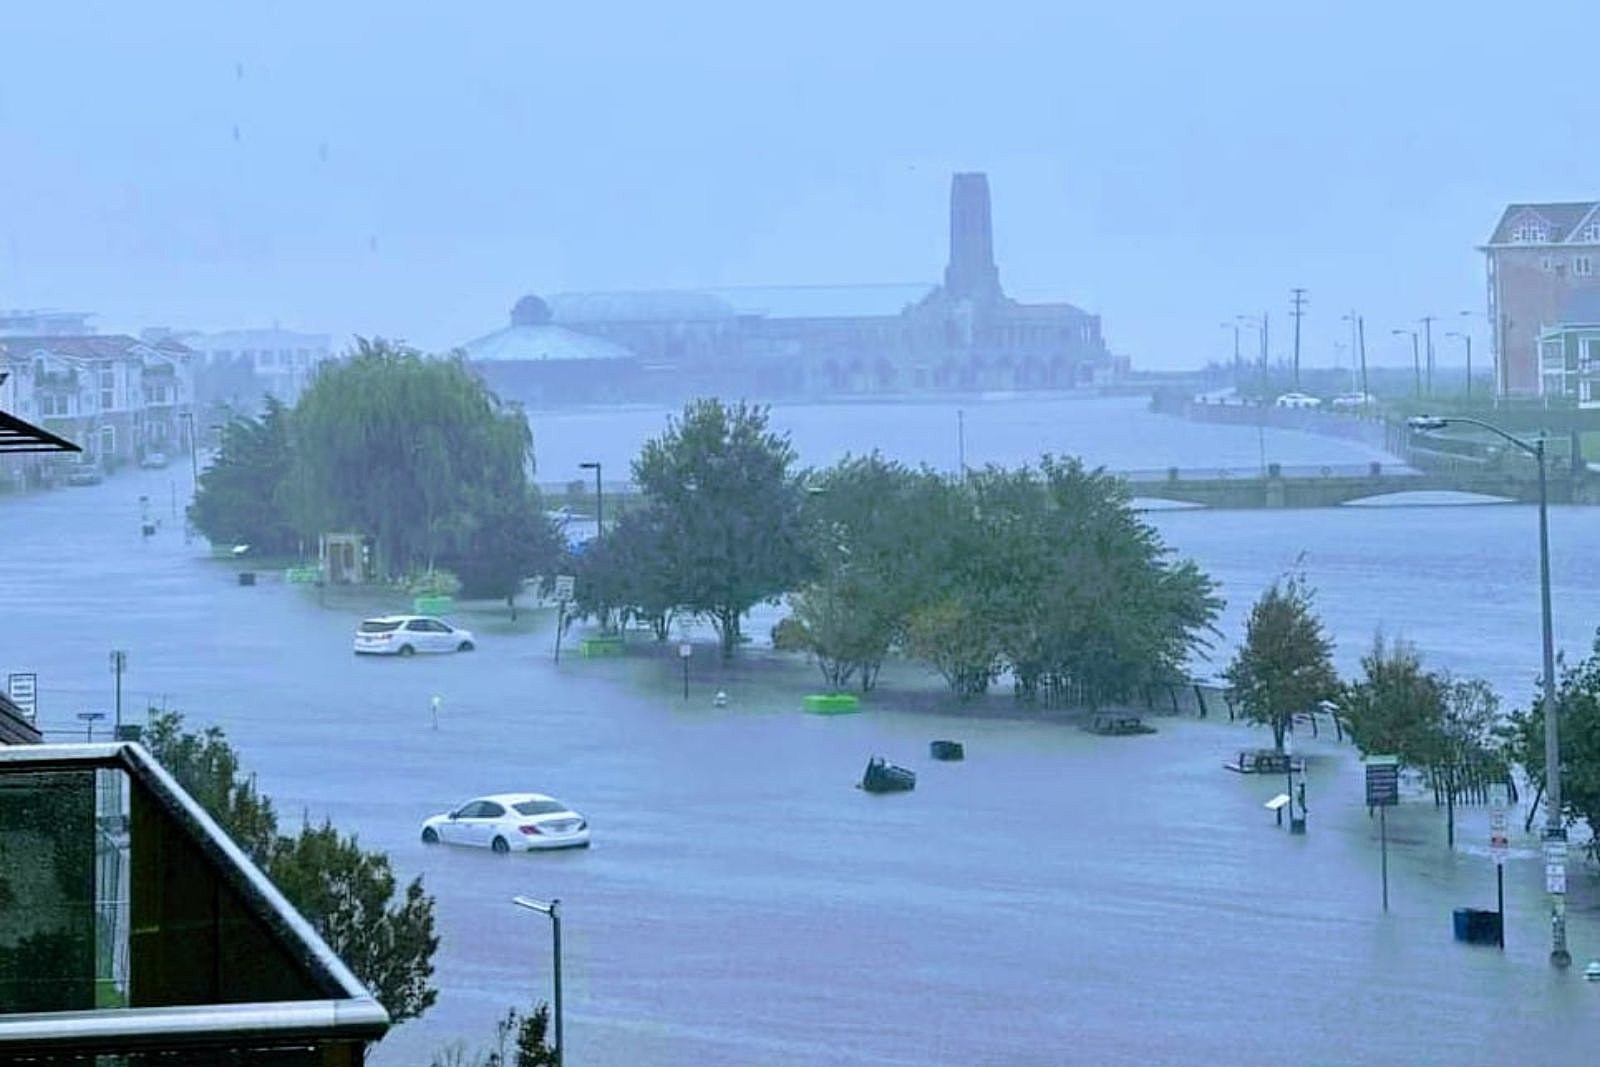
<box><xmin>944</xmin><ymin>172</ymin><xmax>1002</xmax><ymax>302</ymax></box>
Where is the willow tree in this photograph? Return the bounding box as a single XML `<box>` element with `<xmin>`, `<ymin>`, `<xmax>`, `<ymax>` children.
<box><xmin>291</xmin><ymin>339</ymin><xmax>533</xmax><ymax>578</ymax></box>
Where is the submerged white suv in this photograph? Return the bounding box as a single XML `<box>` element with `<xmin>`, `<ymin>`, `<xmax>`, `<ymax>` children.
<box><xmin>353</xmin><ymin>615</ymin><xmax>475</xmax><ymax>656</ymax></box>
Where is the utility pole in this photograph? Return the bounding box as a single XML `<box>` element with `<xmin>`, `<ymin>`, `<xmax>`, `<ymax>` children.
<box><xmin>109</xmin><ymin>650</ymin><xmax>127</xmax><ymax>733</ymax></box>
<box><xmin>1421</xmin><ymin>315</ymin><xmax>1436</xmax><ymax>396</ymax></box>
<box><xmin>957</xmin><ymin>409</ymin><xmax>966</xmax><ymax>475</ymax></box>
<box><xmin>1262</xmin><ymin>311</ymin><xmax>1270</xmax><ymax>387</ymax></box>
<box><xmin>1344</xmin><ymin>311</ymin><xmax>1360</xmax><ymax>393</ymax></box>
<box><xmin>1357</xmin><ymin>316</ymin><xmax>1369</xmax><ymax>410</ymax></box>
<box><xmin>1289</xmin><ymin>288</ymin><xmax>1308</xmax><ymax>390</ymax></box>
<box><xmin>1221</xmin><ymin>322</ymin><xmax>1242</xmax><ymax>386</ymax></box>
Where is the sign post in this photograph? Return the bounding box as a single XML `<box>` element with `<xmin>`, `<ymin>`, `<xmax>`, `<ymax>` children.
<box><xmin>1489</xmin><ymin>782</ymin><xmax>1509</xmax><ymax>949</ymax></box>
<box><xmin>1365</xmin><ymin>756</ymin><xmax>1400</xmax><ymax>912</ymax></box>
<box><xmin>678</xmin><ymin>642</ymin><xmax>692</xmax><ymax>700</ymax></box>
<box><xmin>6</xmin><ymin>673</ymin><xmax>38</xmax><ymax>722</ymax></box>
<box><xmin>552</xmin><ymin>575</ymin><xmax>575</xmax><ymax>664</ymax></box>
<box><xmin>76</xmin><ymin>711</ymin><xmax>106</xmax><ymax>742</ymax></box>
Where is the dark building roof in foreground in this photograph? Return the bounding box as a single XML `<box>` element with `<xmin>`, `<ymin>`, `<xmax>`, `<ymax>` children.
<box><xmin>0</xmin><ymin>692</ymin><xmax>39</xmax><ymax>744</ymax></box>
<box><xmin>0</xmin><ymin>742</ymin><xmax>388</xmax><ymax>1061</ymax></box>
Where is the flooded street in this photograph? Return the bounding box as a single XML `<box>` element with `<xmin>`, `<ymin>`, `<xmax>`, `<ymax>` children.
<box><xmin>5</xmin><ymin>400</ymin><xmax>1600</xmax><ymax>1066</ymax></box>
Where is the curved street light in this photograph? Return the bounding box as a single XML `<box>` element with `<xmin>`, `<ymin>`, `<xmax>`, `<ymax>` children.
<box><xmin>512</xmin><ymin>895</ymin><xmax>564</xmax><ymax>1064</ymax></box>
<box><xmin>1408</xmin><ymin>414</ymin><xmax>1568</xmax><ymax>967</ymax></box>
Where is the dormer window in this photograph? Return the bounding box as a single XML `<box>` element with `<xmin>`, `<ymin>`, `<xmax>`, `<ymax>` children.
<box><xmin>1582</xmin><ymin>223</ymin><xmax>1600</xmax><ymax>244</ymax></box>
<box><xmin>1513</xmin><ymin>221</ymin><xmax>1550</xmax><ymax>243</ymax></box>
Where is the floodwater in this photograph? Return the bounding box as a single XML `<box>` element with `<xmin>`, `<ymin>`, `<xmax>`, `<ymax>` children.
<box><xmin>528</xmin><ymin>393</ymin><xmax>1394</xmax><ymax>481</ymax></box>
<box><xmin>5</xmin><ymin>396</ymin><xmax>1600</xmax><ymax>1066</ymax></box>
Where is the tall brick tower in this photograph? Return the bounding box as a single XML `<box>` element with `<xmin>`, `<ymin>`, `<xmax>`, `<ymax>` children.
<box><xmin>943</xmin><ymin>172</ymin><xmax>1002</xmax><ymax>302</ymax></box>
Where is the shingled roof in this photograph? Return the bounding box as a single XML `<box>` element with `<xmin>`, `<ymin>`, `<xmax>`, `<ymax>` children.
<box><xmin>1484</xmin><ymin>202</ymin><xmax>1600</xmax><ymax>245</ymax></box>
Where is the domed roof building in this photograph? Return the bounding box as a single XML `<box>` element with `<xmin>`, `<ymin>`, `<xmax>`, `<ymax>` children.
<box><xmin>460</xmin><ymin>297</ymin><xmax>635</xmax><ymax>364</ymax></box>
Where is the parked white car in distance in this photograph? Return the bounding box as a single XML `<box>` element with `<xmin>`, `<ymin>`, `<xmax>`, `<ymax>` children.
<box><xmin>421</xmin><ymin>793</ymin><xmax>590</xmax><ymax>853</ymax></box>
<box><xmin>353</xmin><ymin>615</ymin><xmax>475</xmax><ymax>656</ymax></box>
<box><xmin>1329</xmin><ymin>392</ymin><xmax>1376</xmax><ymax>409</ymax></box>
<box><xmin>1274</xmin><ymin>392</ymin><xmax>1322</xmax><ymax>409</ymax></box>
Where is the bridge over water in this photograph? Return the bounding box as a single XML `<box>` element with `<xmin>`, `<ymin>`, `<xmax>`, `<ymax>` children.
<box><xmin>1118</xmin><ymin>461</ymin><xmax>1584</xmax><ymax>509</ymax></box>
<box><xmin>539</xmin><ymin>462</ymin><xmax>1593</xmax><ymax>515</ymax></box>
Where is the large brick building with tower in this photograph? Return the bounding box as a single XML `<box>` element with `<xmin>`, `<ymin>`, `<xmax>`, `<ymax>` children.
<box><xmin>464</xmin><ymin>173</ymin><xmax>1121</xmax><ymax>405</ymax></box>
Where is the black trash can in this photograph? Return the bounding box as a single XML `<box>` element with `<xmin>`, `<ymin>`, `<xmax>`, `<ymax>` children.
<box><xmin>1453</xmin><ymin>908</ymin><xmax>1501</xmax><ymax>945</ymax></box>
<box><xmin>238</xmin><ymin>571</ymin><xmax>256</xmax><ymax>586</ymax></box>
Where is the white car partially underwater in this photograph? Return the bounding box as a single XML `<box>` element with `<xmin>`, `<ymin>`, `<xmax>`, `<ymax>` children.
<box><xmin>420</xmin><ymin>793</ymin><xmax>591</xmax><ymax>853</ymax></box>
<box><xmin>353</xmin><ymin>615</ymin><xmax>475</xmax><ymax>656</ymax></box>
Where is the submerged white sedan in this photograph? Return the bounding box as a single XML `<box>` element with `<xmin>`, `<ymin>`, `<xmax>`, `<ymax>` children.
<box><xmin>420</xmin><ymin>793</ymin><xmax>591</xmax><ymax>853</ymax></box>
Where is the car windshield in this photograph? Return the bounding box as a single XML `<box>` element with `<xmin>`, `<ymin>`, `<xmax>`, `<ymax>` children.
<box><xmin>512</xmin><ymin>800</ymin><xmax>567</xmax><ymax>816</ymax></box>
<box><xmin>358</xmin><ymin>620</ymin><xmax>400</xmax><ymax>633</ymax></box>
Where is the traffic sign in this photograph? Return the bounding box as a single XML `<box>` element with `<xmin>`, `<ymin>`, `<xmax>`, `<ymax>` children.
<box><xmin>1489</xmin><ymin>783</ymin><xmax>1510</xmax><ymax>865</ymax></box>
<box><xmin>1546</xmin><ymin>838</ymin><xmax>1568</xmax><ymax>894</ymax></box>
<box><xmin>1365</xmin><ymin>756</ymin><xmax>1400</xmax><ymax>807</ymax></box>
<box><xmin>6</xmin><ymin>673</ymin><xmax>37</xmax><ymax>721</ymax></box>
<box><xmin>553</xmin><ymin>574</ymin><xmax>576</xmax><ymax>603</ymax></box>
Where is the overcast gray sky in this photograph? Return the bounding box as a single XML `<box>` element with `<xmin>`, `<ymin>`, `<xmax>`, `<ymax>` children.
<box><xmin>1</xmin><ymin>1</ymin><xmax>1593</xmax><ymax>370</ymax></box>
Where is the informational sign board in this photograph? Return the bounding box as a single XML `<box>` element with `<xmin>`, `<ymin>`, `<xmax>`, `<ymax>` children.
<box><xmin>553</xmin><ymin>574</ymin><xmax>576</xmax><ymax>603</ymax></box>
<box><xmin>678</xmin><ymin>643</ymin><xmax>693</xmax><ymax>659</ymax></box>
<box><xmin>1365</xmin><ymin>755</ymin><xmax>1400</xmax><ymax>807</ymax></box>
<box><xmin>6</xmin><ymin>673</ymin><xmax>37</xmax><ymax>722</ymax></box>
<box><xmin>1546</xmin><ymin>838</ymin><xmax>1568</xmax><ymax>895</ymax></box>
<box><xmin>1488</xmin><ymin>783</ymin><xmax>1510</xmax><ymax>866</ymax></box>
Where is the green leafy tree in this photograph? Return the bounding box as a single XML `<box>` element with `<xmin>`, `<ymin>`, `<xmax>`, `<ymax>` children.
<box><xmin>189</xmin><ymin>397</ymin><xmax>300</xmax><ymax>556</ymax></box>
<box><xmin>143</xmin><ymin>709</ymin><xmax>439</xmax><ymax>1024</ymax></box>
<box><xmin>1345</xmin><ymin>640</ymin><xmax>1506</xmax><ymax>848</ymax></box>
<box><xmin>143</xmin><ymin>708</ymin><xmax>279</xmax><ymax>863</ymax></box>
<box><xmin>430</xmin><ymin>1001</ymin><xmax>557</xmax><ymax>1067</ymax></box>
<box><xmin>1223</xmin><ymin>574</ymin><xmax>1339</xmax><ymax>751</ymax></box>
<box><xmin>1504</xmin><ymin>629</ymin><xmax>1600</xmax><ymax>854</ymax></box>
<box><xmin>569</xmin><ymin>508</ymin><xmax>680</xmax><ymax>639</ymax></box>
<box><xmin>797</xmin><ymin>457</ymin><xmax>959</xmax><ymax>691</ymax></box>
<box><xmin>906</xmin><ymin>597</ymin><xmax>1001</xmax><ymax>700</ymax></box>
<box><xmin>266</xmin><ymin>821</ymin><xmax>439</xmax><ymax>1024</ymax></box>
<box><xmin>631</xmin><ymin>399</ymin><xmax>809</xmax><ymax>658</ymax></box>
<box><xmin>1419</xmin><ymin>675</ymin><xmax>1503</xmax><ymax>849</ymax></box>
<box><xmin>1341</xmin><ymin>634</ymin><xmax>1442</xmax><ymax>764</ymax></box>
<box><xmin>292</xmin><ymin>339</ymin><xmax>532</xmax><ymax>577</ymax></box>
<box><xmin>443</xmin><ymin>485</ymin><xmax>563</xmax><ymax>614</ymax></box>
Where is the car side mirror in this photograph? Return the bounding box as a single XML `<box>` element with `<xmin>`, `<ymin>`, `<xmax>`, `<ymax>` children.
<box><xmin>449</xmin><ymin>811</ymin><xmax>460</xmax><ymax>820</ymax></box>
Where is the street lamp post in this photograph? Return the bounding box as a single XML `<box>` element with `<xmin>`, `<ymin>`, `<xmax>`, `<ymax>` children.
<box><xmin>1408</xmin><ymin>414</ymin><xmax>1569</xmax><ymax>967</ymax></box>
<box><xmin>1446</xmin><ymin>331</ymin><xmax>1473</xmax><ymax>403</ymax></box>
<box><xmin>180</xmin><ymin>411</ymin><xmax>199</xmax><ymax>543</ymax></box>
<box><xmin>512</xmin><ymin>896</ymin><xmax>564</xmax><ymax>1064</ymax></box>
<box><xmin>1220</xmin><ymin>322</ymin><xmax>1242</xmax><ymax>385</ymax></box>
<box><xmin>1392</xmin><ymin>330</ymin><xmax>1421</xmax><ymax>398</ymax></box>
<box><xmin>579</xmin><ymin>461</ymin><xmax>604</xmax><ymax>632</ymax></box>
